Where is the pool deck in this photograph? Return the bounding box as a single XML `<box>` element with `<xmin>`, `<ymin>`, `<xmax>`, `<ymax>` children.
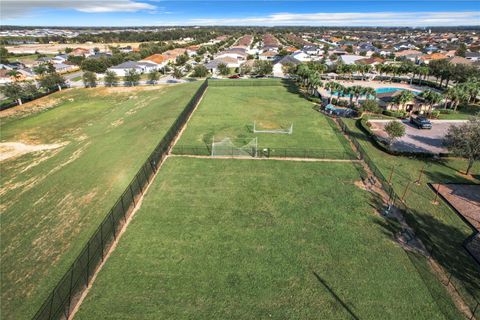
<box><xmin>317</xmin><ymin>80</ymin><xmax>435</xmax><ymax>98</ymax></box>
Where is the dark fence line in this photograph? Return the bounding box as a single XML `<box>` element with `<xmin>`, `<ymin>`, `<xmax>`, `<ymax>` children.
<box><xmin>173</xmin><ymin>145</ymin><xmax>356</xmax><ymax>160</ymax></box>
<box><xmin>0</xmin><ymin>85</ymin><xmax>69</xmax><ymax>111</ymax></box>
<box><xmin>32</xmin><ymin>80</ymin><xmax>208</xmax><ymax>320</ymax></box>
<box><xmin>338</xmin><ymin>117</ymin><xmax>480</xmax><ymax>320</ymax></box>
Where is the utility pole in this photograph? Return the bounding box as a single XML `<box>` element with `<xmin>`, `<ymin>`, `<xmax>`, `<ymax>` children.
<box><xmin>401</xmin><ymin>181</ymin><xmax>411</xmax><ymax>202</ymax></box>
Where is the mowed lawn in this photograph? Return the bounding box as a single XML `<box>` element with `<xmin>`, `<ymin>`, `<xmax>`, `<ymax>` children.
<box><xmin>175</xmin><ymin>84</ymin><xmax>352</xmax><ymax>157</ymax></box>
<box><xmin>0</xmin><ymin>82</ymin><xmax>201</xmax><ymax>320</ymax></box>
<box><xmin>342</xmin><ymin>118</ymin><xmax>480</xmax><ymax>306</ymax></box>
<box><xmin>75</xmin><ymin>157</ymin><xmax>461</xmax><ymax>319</ymax></box>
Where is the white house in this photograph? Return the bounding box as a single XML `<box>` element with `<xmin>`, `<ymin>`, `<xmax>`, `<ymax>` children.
<box><xmin>107</xmin><ymin>61</ymin><xmax>157</xmax><ymax>76</ymax></box>
<box><xmin>273</xmin><ymin>56</ymin><xmax>301</xmax><ymax>78</ymax></box>
<box><xmin>292</xmin><ymin>51</ymin><xmax>311</xmax><ymax>62</ymax></box>
<box><xmin>259</xmin><ymin>51</ymin><xmax>277</xmax><ymax>61</ymax></box>
<box><xmin>205</xmin><ymin>57</ymin><xmax>241</xmax><ymax>74</ymax></box>
<box><xmin>339</xmin><ymin>55</ymin><xmax>365</xmax><ymax>65</ymax></box>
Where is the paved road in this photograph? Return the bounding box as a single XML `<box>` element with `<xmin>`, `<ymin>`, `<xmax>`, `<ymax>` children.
<box><xmin>369</xmin><ymin>119</ymin><xmax>467</xmax><ymax>154</ymax></box>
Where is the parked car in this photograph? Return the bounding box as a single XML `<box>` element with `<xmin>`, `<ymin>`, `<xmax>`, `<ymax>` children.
<box><xmin>228</xmin><ymin>74</ymin><xmax>240</xmax><ymax>79</ymax></box>
<box><xmin>410</xmin><ymin>116</ymin><xmax>432</xmax><ymax>129</ymax></box>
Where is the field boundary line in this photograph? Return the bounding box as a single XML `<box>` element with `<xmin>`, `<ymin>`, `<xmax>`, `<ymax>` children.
<box><xmin>170</xmin><ymin>154</ymin><xmax>361</xmax><ymax>162</ymax></box>
<box><xmin>67</xmin><ymin>153</ymin><xmax>170</xmax><ymax>319</ymax></box>
<box><xmin>67</xmin><ymin>83</ymin><xmax>209</xmax><ymax>320</ymax></box>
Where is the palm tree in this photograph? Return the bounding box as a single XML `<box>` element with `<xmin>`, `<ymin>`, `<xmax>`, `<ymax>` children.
<box><xmin>324</xmin><ymin>81</ymin><xmax>336</xmax><ymax>103</ymax></box>
<box><xmin>363</xmin><ymin>87</ymin><xmax>376</xmax><ymax>101</ymax></box>
<box><xmin>375</xmin><ymin>63</ymin><xmax>386</xmax><ymax>82</ymax></box>
<box><xmin>352</xmin><ymin>85</ymin><xmax>365</xmax><ymax>106</ymax></box>
<box><xmin>6</xmin><ymin>70</ymin><xmax>21</xmax><ymax>82</ymax></box>
<box><xmin>420</xmin><ymin>90</ymin><xmax>442</xmax><ymax>114</ymax></box>
<box><xmin>307</xmin><ymin>72</ymin><xmax>322</xmax><ymax>96</ymax></box>
<box><xmin>343</xmin><ymin>86</ymin><xmax>354</xmax><ymax>106</ymax></box>
<box><xmin>393</xmin><ymin>90</ymin><xmax>415</xmax><ymax>111</ymax></box>
<box><xmin>418</xmin><ymin>66</ymin><xmax>429</xmax><ymax>85</ymax></box>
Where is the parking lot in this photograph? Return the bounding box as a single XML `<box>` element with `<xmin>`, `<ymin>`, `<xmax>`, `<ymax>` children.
<box><xmin>369</xmin><ymin>119</ymin><xmax>467</xmax><ymax>154</ymax></box>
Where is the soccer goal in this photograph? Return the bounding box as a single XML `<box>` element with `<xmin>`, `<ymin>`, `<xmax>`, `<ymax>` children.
<box><xmin>253</xmin><ymin>121</ymin><xmax>293</xmax><ymax>134</ymax></box>
<box><xmin>211</xmin><ymin>137</ymin><xmax>258</xmax><ymax>157</ymax></box>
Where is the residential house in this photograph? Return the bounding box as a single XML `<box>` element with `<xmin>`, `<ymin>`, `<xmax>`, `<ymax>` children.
<box><xmin>447</xmin><ymin>56</ymin><xmax>473</xmax><ymax>66</ymax></box>
<box><xmin>292</xmin><ymin>50</ymin><xmax>311</xmax><ymax>62</ymax></box>
<box><xmin>107</xmin><ymin>60</ymin><xmax>156</xmax><ymax>76</ymax></box>
<box><xmin>70</xmin><ymin>47</ymin><xmax>91</xmax><ymax>57</ymax></box>
<box><xmin>259</xmin><ymin>51</ymin><xmax>277</xmax><ymax>61</ymax></box>
<box><xmin>140</xmin><ymin>54</ymin><xmax>169</xmax><ymax>69</ymax></box>
<box><xmin>394</xmin><ymin>49</ymin><xmax>423</xmax><ymax>62</ymax></box>
<box><xmin>418</xmin><ymin>53</ymin><xmax>447</xmax><ymax>64</ymax></box>
<box><xmin>205</xmin><ymin>57</ymin><xmax>241</xmax><ymax>74</ymax></box>
<box><xmin>465</xmin><ymin>52</ymin><xmax>480</xmax><ymax>62</ymax></box>
<box><xmin>340</xmin><ymin>54</ymin><xmax>365</xmax><ymax>65</ymax></box>
<box><xmin>272</xmin><ymin>56</ymin><xmax>301</xmax><ymax>78</ymax></box>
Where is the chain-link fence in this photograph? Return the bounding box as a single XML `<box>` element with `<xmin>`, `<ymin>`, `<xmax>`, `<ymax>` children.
<box><xmin>32</xmin><ymin>80</ymin><xmax>208</xmax><ymax>320</ymax></box>
<box><xmin>338</xmin><ymin>117</ymin><xmax>480</xmax><ymax>320</ymax></box>
<box><xmin>173</xmin><ymin>145</ymin><xmax>356</xmax><ymax>160</ymax></box>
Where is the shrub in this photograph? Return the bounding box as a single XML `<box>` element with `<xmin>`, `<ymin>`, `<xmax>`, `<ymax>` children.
<box><xmin>430</xmin><ymin>110</ymin><xmax>440</xmax><ymax>119</ymax></box>
<box><xmin>383</xmin><ymin>110</ymin><xmax>408</xmax><ymax>118</ymax></box>
<box><xmin>439</xmin><ymin>109</ymin><xmax>458</xmax><ymax>114</ymax></box>
<box><xmin>362</xmin><ymin>100</ymin><xmax>382</xmax><ymax>114</ymax></box>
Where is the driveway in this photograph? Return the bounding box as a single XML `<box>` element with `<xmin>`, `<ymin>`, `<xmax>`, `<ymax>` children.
<box><xmin>369</xmin><ymin>119</ymin><xmax>467</xmax><ymax>154</ymax></box>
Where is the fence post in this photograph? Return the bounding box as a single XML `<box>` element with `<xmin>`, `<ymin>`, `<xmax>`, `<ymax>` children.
<box><xmin>121</xmin><ymin>196</ymin><xmax>127</xmax><ymax>222</ymax></box>
<box><xmin>130</xmin><ymin>184</ymin><xmax>136</xmax><ymax>207</ymax></box>
<box><xmin>433</xmin><ymin>184</ymin><xmax>441</xmax><ymax>205</ymax></box>
<box><xmin>66</xmin><ymin>268</ymin><xmax>74</xmax><ymax>318</ymax></box>
<box><xmin>401</xmin><ymin>181</ymin><xmax>411</xmax><ymax>202</ymax></box>
<box><xmin>100</xmin><ymin>225</ymin><xmax>104</xmax><ymax>262</ymax></box>
<box><xmin>111</xmin><ymin>213</ymin><xmax>116</xmax><ymax>239</ymax></box>
<box><xmin>86</xmin><ymin>241</ymin><xmax>90</xmax><ymax>286</ymax></box>
<box><xmin>48</xmin><ymin>291</ymin><xmax>54</xmax><ymax>320</ymax></box>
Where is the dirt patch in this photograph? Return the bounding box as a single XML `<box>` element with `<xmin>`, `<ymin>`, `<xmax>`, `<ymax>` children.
<box><xmin>0</xmin><ymin>142</ymin><xmax>68</xmax><ymax>162</ymax></box>
<box><xmin>110</xmin><ymin>119</ymin><xmax>124</xmax><ymax>128</ymax></box>
<box><xmin>0</xmin><ymin>91</ymin><xmax>69</xmax><ymax>120</ymax></box>
<box><xmin>354</xmin><ymin>180</ymin><xmax>368</xmax><ymax>190</ymax></box>
<box><xmin>91</xmin><ymin>85</ymin><xmax>167</xmax><ymax>97</ymax></box>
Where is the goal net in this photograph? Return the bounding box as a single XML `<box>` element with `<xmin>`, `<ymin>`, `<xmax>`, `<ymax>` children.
<box><xmin>211</xmin><ymin>137</ymin><xmax>258</xmax><ymax>157</ymax></box>
<box><xmin>253</xmin><ymin>121</ymin><xmax>293</xmax><ymax>134</ymax></box>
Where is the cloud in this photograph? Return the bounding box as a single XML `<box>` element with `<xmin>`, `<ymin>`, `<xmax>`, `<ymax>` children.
<box><xmin>1</xmin><ymin>0</ymin><xmax>156</xmax><ymax>18</ymax></box>
<box><xmin>187</xmin><ymin>11</ymin><xmax>480</xmax><ymax>26</ymax></box>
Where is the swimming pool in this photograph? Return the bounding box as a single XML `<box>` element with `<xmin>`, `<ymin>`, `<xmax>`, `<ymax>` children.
<box><xmin>329</xmin><ymin>87</ymin><xmax>419</xmax><ymax>98</ymax></box>
<box><xmin>375</xmin><ymin>87</ymin><xmax>419</xmax><ymax>95</ymax></box>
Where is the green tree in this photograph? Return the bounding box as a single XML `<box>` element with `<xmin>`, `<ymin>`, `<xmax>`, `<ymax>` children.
<box><xmin>104</xmin><ymin>70</ymin><xmax>119</xmax><ymax>87</ymax></box>
<box><xmin>39</xmin><ymin>73</ymin><xmax>66</xmax><ymax>91</ymax></box>
<box><xmin>82</xmin><ymin>71</ymin><xmax>97</xmax><ymax>88</ymax></box>
<box><xmin>172</xmin><ymin>67</ymin><xmax>183</xmax><ymax>79</ymax></box>
<box><xmin>81</xmin><ymin>58</ymin><xmax>108</xmax><ymax>73</ymax></box>
<box><xmin>444</xmin><ymin>117</ymin><xmax>480</xmax><ymax>175</ymax></box>
<box><xmin>455</xmin><ymin>43</ymin><xmax>467</xmax><ymax>57</ymax></box>
<box><xmin>0</xmin><ymin>47</ymin><xmax>9</xmax><ymax>63</ymax></box>
<box><xmin>362</xmin><ymin>100</ymin><xmax>382</xmax><ymax>113</ymax></box>
<box><xmin>124</xmin><ymin>69</ymin><xmax>141</xmax><ymax>86</ymax></box>
<box><xmin>147</xmin><ymin>70</ymin><xmax>160</xmax><ymax>84</ymax></box>
<box><xmin>6</xmin><ymin>70</ymin><xmax>21</xmax><ymax>82</ymax></box>
<box><xmin>1</xmin><ymin>82</ymin><xmax>24</xmax><ymax>105</ymax></box>
<box><xmin>64</xmin><ymin>47</ymin><xmax>73</xmax><ymax>54</ymax></box>
<box><xmin>253</xmin><ymin>60</ymin><xmax>273</xmax><ymax>76</ymax></box>
<box><xmin>384</xmin><ymin>121</ymin><xmax>406</xmax><ymax>146</ymax></box>
<box><xmin>192</xmin><ymin>65</ymin><xmax>208</xmax><ymax>78</ymax></box>
<box><xmin>393</xmin><ymin>90</ymin><xmax>415</xmax><ymax>111</ymax></box>
<box><xmin>217</xmin><ymin>63</ymin><xmax>230</xmax><ymax>76</ymax></box>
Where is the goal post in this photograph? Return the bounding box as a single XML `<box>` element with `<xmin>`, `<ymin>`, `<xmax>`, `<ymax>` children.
<box><xmin>253</xmin><ymin>121</ymin><xmax>293</xmax><ymax>134</ymax></box>
<box><xmin>211</xmin><ymin>137</ymin><xmax>257</xmax><ymax>157</ymax></box>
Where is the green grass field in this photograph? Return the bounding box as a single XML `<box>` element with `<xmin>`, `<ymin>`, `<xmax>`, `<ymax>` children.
<box><xmin>75</xmin><ymin>157</ymin><xmax>461</xmax><ymax>319</ymax></box>
<box><xmin>342</xmin><ymin>118</ymin><xmax>480</xmax><ymax>308</ymax></box>
<box><xmin>0</xmin><ymin>82</ymin><xmax>202</xmax><ymax>320</ymax></box>
<box><xmin>175</xmin><ymin>83</ymin><xmax>353</xmax><ymax>158</ymax></box>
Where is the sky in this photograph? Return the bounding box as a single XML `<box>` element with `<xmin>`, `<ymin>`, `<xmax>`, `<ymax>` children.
<box><xmin>1</xmin><ymin>0</ymin><xmax>479</xmax><ymax>27</ymax></box>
